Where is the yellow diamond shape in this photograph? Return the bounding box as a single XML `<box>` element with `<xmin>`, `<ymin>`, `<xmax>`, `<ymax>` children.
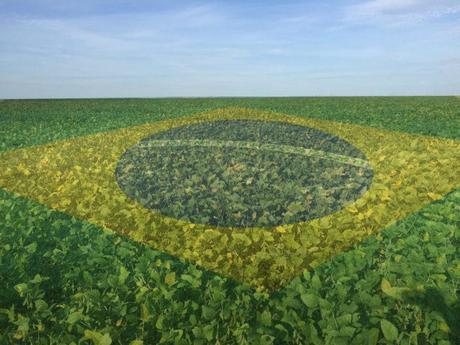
<box><xmin>0</xmin><ymin>107</ymin><xmax>459</xmax><ymax>290</ymax></box>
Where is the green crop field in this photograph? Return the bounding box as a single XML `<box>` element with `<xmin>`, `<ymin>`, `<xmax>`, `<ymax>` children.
<box><xmin>0</xmin><ymin>97</ymin><xmax>459</xmax><ymax>345</ymax></box>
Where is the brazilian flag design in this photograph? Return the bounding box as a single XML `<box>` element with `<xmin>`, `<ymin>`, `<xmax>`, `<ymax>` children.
<box><xmin>0</xmin><ymin>107</ymin><xmax>458</xmax><ymax>290</ymax></box>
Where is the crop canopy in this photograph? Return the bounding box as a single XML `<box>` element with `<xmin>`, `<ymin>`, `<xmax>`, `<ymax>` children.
<box><xmin>1</xmin><ymin>107</ymin><xmax>458</xmax><ymax>290</ymax></box>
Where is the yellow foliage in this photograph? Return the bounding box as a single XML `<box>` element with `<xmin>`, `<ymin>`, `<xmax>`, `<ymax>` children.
<box><xmin>0</xmin><ymin>107</ymin><xmax>459</xmax><ymax>290</ymax></box>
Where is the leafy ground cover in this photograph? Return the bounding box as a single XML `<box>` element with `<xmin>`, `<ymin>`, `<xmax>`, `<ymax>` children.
<box><xmin>0</xmin><ymin>97</ymin><xmax>459</xmax><ymax>344</ymax></box>
<box><xmin>0</xmin><ymin>185</ymin><xmax>458</xmax><ymax>344</ymax></box>
<box><xmin>1</xmin><ymin>96</ymin><xmax>459</xmax><ymax>153</ymax></box>
<box><xmin>116</xmin><ymin>120</ymin><xmax>372</xmax><ymax>227</ymax></box>
<box><xmin>1</xmin><ymin>107</ymin><xmax>457</xmax><ymax>291</ymax></box>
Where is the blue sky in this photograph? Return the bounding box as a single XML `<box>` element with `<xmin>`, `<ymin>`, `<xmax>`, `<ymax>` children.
<box><xmin>1</xmin><ymin>0</ymin><xmax>459</xmax><ymax>98</ymax></box>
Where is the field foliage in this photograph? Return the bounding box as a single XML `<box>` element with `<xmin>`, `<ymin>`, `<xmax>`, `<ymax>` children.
<box><xmin>0</xmin><ymin>97</ymin><xmax>459</xmax><ymax>344</ymax></box>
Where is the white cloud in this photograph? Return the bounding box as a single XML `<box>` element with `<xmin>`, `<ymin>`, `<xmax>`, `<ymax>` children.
<box><xmin>351</xmin><ymin>0</ymin><xmax>419</xmax><ymax>16</ymax></box>
<box><xmin>0</xmin><ymin>3</ymin><xmax>229</xmax><ymax>62</ymax></box>
<box><xmin>345</xmin><ymin>0</ymin><xmax>460</xmax><ymax>26</ymax></box>
<box><xmin>1</xmin><ymin>1</ymin><xmax>459</xmax><ymax>97</ymax></box>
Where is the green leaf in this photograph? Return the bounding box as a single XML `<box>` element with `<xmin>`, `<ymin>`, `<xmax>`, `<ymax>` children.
<box><xmin>129</xmin><ymin>341</ymin><xmax>144</xmax><ymax>345</ymax></box>
<box><xmin>202</xmin><ymin>306</ymin><xmax>216</xmax><ymax>320</ymax></box>
<box><xmin>259</xmin><ymin>334</ymin><xmax>275</xmax><ymax>345</ymax></box>
<box><xmin>118</xmin><ymin>265</ymin><xmax>129</xmax><ymax>285</ymax></box>
<box><xmin>83</xmin><ymin>330</ymin><xmax>112</xmax><ymax>345</ymax></box>
<box><xmin>381</xmin><ymin>278</ymin><xmax>411</xmax><ymax>300</ymax></box>
<box><xmin>155</xmin><ymin>315</ymin><xmax>164</xmax><ymax>330</ymax></box>
<box><xmin>300</xmin><ymin>293</ymin><xmax>319</xmax><ymax>308</ymax></box>
<box><xmin>203</xmin><ymin>324</ymin><xmax>214</xmax><ymax>341</ymax></box>
<box><xmin>140</xmin><ymin>304</ymin><xmax>150</xmax><ymax>322</ymax></box>
<box><xmin>311</xmin><ymin>275</ymin><xmax>322</xmax><ymax>289</ymax></box>
<box><xmin>25</xmin><ymin>242</ymin><xmax>37</xmax><ymax>253</ymax></box>
<box><xmin>14</xmin><ymin>283</ymin><xmax>28</xmax><ymax>297</ymax></box>
<box><xmin>164</xmin><ymin>272</ymin><xmax>176</xmax><ymax>286</ymax></box>
<box><xmin>367</xmin><ymin>328</ymin><xmax>380</xmax><ymax>345</ymax></box>
<box><xmin>67</xmin><ymin>311</ymin><xmax>84</xmax><ymax>325</ymax></box>
<box><xmin>380</xmin><ymin>319</ymin><xmax>398</xmax><ymax>342</ymax></box>
<box><xmin>260</xmin><ymin>310</ymin><xmax>272</xmax><ymax>325</ymax></box>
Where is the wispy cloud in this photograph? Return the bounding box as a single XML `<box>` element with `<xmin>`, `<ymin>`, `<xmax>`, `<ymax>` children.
<box><xmin>345</xmin><ymin>0</ymin><xmax>460</xmax><ymax>26</ymax></box>
<box><xmin>0</xmin><ymin>1</ymin><xmax>459</xmax><ymax>97</ymax></box>
<box><xmin>350</xmin><ymin>0</ymin><xmax>419</xmax><ymax>16</ymax></box>
<box><xmin>0</xmin><ymin>3</ymin><xmax>230</xmax><ymax>62</ymax></box>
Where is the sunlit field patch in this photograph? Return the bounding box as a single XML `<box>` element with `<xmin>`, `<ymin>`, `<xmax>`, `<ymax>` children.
<box><xmin>0</xmin><ymin>107</ymin><xmax>458</xmax><ymax>290</ymax></box>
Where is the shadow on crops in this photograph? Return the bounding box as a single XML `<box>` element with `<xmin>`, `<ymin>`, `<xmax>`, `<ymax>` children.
<box><xmin>403</xmin><ymin>287</ymin><xmax>460</xmax><ymax>343</ymax></box>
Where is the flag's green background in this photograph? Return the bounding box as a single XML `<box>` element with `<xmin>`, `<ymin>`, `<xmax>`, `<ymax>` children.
<box><xmin>1</xmin><ymin>97</ymin><xmax>459</xmax><ymax>153</ymax></box>
<box><xmin>0</xmin><ymin>97</ymin><xmax>459</xmax><ymax>344</ymax></box>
